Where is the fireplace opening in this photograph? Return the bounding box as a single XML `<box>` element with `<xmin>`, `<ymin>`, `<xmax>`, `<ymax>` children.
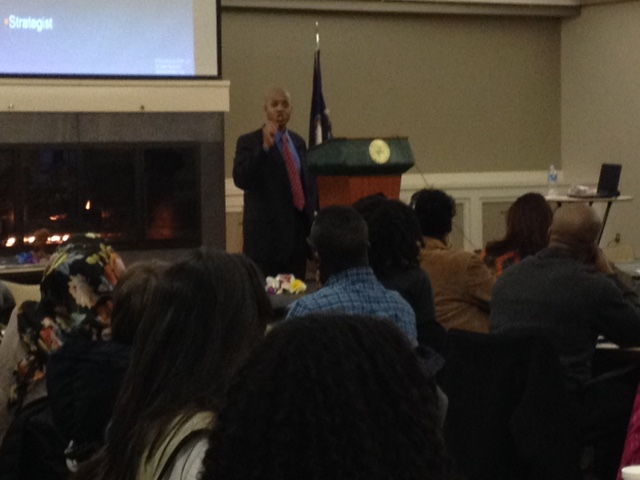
<box><xmin>0</xmin><ymin>144</ymin><xmax>201</xmax><ymax>263</ymax></box>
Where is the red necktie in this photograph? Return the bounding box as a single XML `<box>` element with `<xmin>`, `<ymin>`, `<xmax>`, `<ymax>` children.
<box><xmin>281</xmin><ymin>133</ymin><xmax>306</xmax><ymax>211</ymax></box>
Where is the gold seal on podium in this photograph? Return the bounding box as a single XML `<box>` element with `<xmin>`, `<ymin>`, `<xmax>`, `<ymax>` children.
<box><xmin>368</xmin><ymin>139</ymin><xmax>391</xmax><ymax>164</ymax></box>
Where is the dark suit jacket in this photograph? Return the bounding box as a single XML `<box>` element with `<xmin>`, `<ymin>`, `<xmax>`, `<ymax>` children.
<box><xmin>233</xmin><ymin>128</ymin><xmax>318</xmax><ymax>277</ymax></box>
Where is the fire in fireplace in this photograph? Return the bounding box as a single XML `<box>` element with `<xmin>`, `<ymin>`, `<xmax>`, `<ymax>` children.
<box><xmin>0</xmin><ymin>144</ymin><xmax>200</xmax><ymax>261</ymax></box>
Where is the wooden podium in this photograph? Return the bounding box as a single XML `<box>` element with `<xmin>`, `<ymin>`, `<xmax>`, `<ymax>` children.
<box><xmin>306</xmin><ymin>137</ymin><xmax>415</xmax><ymax>208</ymax></box>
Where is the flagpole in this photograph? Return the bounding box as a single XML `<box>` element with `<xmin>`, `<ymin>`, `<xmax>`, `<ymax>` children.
<box><xmin>309</xmin><ymin>21</ymin><xmax>332</xmax><ymax>147</ymax></box>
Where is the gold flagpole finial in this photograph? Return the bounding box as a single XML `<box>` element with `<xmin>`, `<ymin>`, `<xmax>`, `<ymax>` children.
<box><xmin>315</xmin><ymin>21</ymin><xmax>320</xmax><ymax>50</ymax></box>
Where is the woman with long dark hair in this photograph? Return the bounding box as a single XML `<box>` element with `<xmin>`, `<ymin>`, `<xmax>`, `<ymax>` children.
<box><xmin>74</xmin><ymin>249</ymin><xmax>271</xmax><ymax>480</ymax></box>
<box><xmin>48</xmin><ymin>261</ymin><xmax>168</xmax><ymax>470</ymax></box>
<box><xmin>482</xmin><ymin>192</ymin><xmax>553</xmax><ymax>276</ymax></box>
<box><xmin>201</xmin><ymin>314</ymin><xmax>457</xmax><ymax>480</ymax></box>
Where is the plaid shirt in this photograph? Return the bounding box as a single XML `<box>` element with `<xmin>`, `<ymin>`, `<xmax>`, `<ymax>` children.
<box><xmin>287</xmin><ymin>267</ymin><xmax>417</xmax><ymax>343</ymax></box>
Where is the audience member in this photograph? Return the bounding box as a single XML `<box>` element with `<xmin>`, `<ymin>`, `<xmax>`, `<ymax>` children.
<box><xmin>482</xmin><ymin>192</ymin><xmax>553</xmax><ymax>276</ymax></box>
<box><xmin>46</xmin><ymin>261</ymin><xmax>167</xmax><ymax>470</ymax></box>
<box><xmin>354</xmin><ymin>195</ymin><xmax>445</xmax><ymax>354</ymax></box>
<box><xmin>200</xmin><ymin>314</ymin><xmax>457</xmax><ymax>480</ymax></box>
<box><xmin>490</xmin><ymin>203</ymin><xmax>640</xmax><ymax>479</ymax></box>
<box><xmin>17</xmin><ymin>228</ymin><xmax>52</xmax><ymax>264</ymax></box>
<box><xmin>411</xmin><ymin>189</ymin><xmax>495</xmax><ymax>333</ymax></box>
<box><xmin>286</xmin><ymin>205</ymin><xmax>417</xmax><ymax>343</ymax></box>
<box><xmin>32</xmin><ymin>228</ymin><xmax>53</xmax><ymax>264</ymax></box>
<box><xmin>74</xmin><ymin>249</ymin><xmax>271</xmax><ymax>480</ymax></box>
<box><xmin>490</xmin><ymin>202</ymin><xmax>640</xmax><ymax>388</ymax></box>
<box><xmin>0</xmin><ymin>235</ymin><xmax>124</xmax><ymax>444</ymax></box>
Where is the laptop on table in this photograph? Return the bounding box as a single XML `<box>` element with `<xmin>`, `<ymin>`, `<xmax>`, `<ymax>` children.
<box><xmin>567</xmin><ymin>163</ymin><xmax>622</xmax><ymax>199</ymax></box>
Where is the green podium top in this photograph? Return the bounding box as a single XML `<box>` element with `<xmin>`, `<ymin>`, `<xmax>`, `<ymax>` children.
<box><xmin>306</xmin><ymin>137</ymin><xmax>415</xmax><ymax>176</ymax></box>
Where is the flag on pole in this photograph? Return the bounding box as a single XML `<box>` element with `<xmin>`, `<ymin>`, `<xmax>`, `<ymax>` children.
<box><xmin>308</xmin><ymin>34</ymin><xmax>332</xmax><ymax>148</ymax></box>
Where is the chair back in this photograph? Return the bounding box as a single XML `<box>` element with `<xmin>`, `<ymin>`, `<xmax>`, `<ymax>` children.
<box><xmin>441</xmin><ymin>330</ymin><xmax>581</xmax><ymax>480</ymax></box>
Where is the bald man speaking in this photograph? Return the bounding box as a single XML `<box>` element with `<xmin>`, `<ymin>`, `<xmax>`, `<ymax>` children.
<box><xmin>233</xmin><ymin>87</ymin><xmax>318</xmax><ymax>280</ymax></box>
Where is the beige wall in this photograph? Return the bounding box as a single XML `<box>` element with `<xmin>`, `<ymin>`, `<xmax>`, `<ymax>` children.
<box><xmin>226</xmin><ymin>211</ymin><xmax>244</xmax><ymax>253</ymax></box>
<box><xmin>561</xmin><ymin>0</ymin><xmax>640</xmax><ymax>253</ymax></box>
<box><xmin>221</xmin><ymin>10</ymin><xmax>562</xmax><ymax>177</ymax></box>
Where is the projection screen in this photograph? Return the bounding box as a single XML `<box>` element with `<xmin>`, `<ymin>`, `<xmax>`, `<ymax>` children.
<box><xmin>0</xmin><ymin>0</ymin><xmax>220</xmax><ymax>78</ymax></box>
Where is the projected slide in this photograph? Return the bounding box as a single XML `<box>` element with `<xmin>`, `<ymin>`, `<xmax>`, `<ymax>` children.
<box><xmin>0</xmin><ymin>0</ymin><xmax>216</xmax><ymax>77</ymax></box>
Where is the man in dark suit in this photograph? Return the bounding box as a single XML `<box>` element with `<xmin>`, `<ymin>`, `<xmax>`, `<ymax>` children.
<box><xmin>233</xmin><ymin>87</ymin><xmax>318</xmax><ymax>280</ymax></box>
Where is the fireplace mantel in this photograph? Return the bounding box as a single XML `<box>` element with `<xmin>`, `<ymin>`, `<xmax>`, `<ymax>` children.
<box><xmin>0</xmin><ymin>78</ymin><xmax>230</xmax><ymax>113</ymax></box>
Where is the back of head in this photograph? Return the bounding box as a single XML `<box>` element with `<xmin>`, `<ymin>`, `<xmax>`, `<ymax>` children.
<box><xmin>488</xmin><ymin>192</ymin><xmax>553</xmax><ymax>258</ymax></box>
<box><xmin>110</xmin><ymin>260</ymin><xmax>169</xmax><ymax>345</ymax></box>
<box><xmin>548</xmin><ymin>203</ymin><xmax>601</xmax><ymax>260</ymax></box>
<box><xmin>352</xmin><ymin>193</ymin><xmax>388</xmax><ymax>219</ymax></box>
<box><xmin>122</xmin><ymin>248</ymin><xmax>271</xmax><ymax>415</ymax></box>
<box><xmin>308</xmin><ymin>205</ymin><xmax>369</xmax><ymax>275</ymax></box>
<box><xmin>11</xmin><ymin>234</ymin><xmax>124</xmax><ymax>409</ymax></box>
<box><xmin>32</xmin><ymin>228</ymin><xmax>50</xmax><ymax>253</ymax></box>
<box><xmin>39</xmin><ymin>234</ymin><xmax>125</xmax><ymax>338</ymax></box>
<box><xmin>202</xmin><ymin>314</ymin><xmax>452</xmax><ymax>480</ymax></box>
<box><xmin>354</xmin><ymin>197</ymin><xmax>423</xmax><ymax>275</ymax></box>
<box><xmin>411</xmin><ymin>189</ymin><xmax>456</xmax><ymax>239</ymax></box>
<box><xmin>80</xmin><ymin>249</ymin><xmax>271</xmax><ymax>480</ymax></box>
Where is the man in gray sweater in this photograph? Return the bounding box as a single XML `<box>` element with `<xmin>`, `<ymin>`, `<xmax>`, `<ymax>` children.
<box><xmin>490</xmin><ymin>202</ymin><xmax>640</xmax><ymax>479</ymax></box>
<box><xmin>491</xmin><ymin>202</ymin><xmax>640</xmax><ymax>389</ymax></box>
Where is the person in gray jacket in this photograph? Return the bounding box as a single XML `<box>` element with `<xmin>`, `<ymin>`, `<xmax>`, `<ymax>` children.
<box><xmin>490</xmin><ymin>202</ymin><xmax>640</xmax><ymax>479</ymax></box>
<box><xmin>491</xmin><ymin>202</ymin><xmax>640</xmax><ymax>390</ymax></box>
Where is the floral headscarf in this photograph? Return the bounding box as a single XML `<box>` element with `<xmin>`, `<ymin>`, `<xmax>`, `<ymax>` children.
<box><xmin>9</xmin><ymin>234</ymin><xmax>125</xmax><ymax>409</ymax></box>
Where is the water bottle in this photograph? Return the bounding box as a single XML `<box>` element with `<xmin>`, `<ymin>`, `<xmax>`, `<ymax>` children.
<box><xmin>547</xmin><ymin>165</ymin><xmax>558</xmax><ymax>196</ymax></box>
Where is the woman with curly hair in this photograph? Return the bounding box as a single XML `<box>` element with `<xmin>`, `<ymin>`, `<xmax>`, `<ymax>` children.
<box><xmin>74</xmin><ymin>249</ymin><xmax>271</xmax><ymax>480</ymax></box>
<box><xmin>482</xmin><ymin>192</ymin><xmax>553</xmax><ymax>277</ymax></box>
<box><xmin>200</xmin><ymin>314</ymin><xmax>457</xmax><ymax>480</ymax></box>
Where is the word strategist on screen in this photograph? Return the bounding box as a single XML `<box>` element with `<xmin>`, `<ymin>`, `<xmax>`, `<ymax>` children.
<box><xmin>0</xmin><ymin>0</ymin><xmax>219</xmax><ymax>78</ymax></box>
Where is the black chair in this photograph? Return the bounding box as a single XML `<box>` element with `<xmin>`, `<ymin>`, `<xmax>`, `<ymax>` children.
<box><xmin>0</xmin><ymin>397</ymin><xmax>68</xmax><ymax>480</ymax></box>
<box><xmin>440</xmin><ymin>330</ymin><xmax>582</xmax><ymax>480</ymax></box>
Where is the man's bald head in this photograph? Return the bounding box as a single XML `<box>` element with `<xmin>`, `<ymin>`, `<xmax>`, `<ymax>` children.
<box><xmin>264</xmin><ymin>87</ymin><xmax>292</xmax><ymax>130</ymax></box>
<box><xmin>264</xmin><ymin>87</ymin><xmax>290</xmax><ymax>105</ymax></box>
<box><xmin>548</xmin><ymin>203</ymin><xmax>601</xmax><ymax>254</ymax></box>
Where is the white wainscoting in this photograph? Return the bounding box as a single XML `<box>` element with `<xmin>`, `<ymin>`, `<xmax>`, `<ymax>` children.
<box><xmin>225</xmin><ymin>170</ymin><xmax>562</xmax><ymax>251</ymax></box>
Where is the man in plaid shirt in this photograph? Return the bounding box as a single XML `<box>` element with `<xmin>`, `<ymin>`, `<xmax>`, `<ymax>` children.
<box><xmin>287</xmin><ymin>205</ymin><xmax>417</xmax><ymax>344</ymax></box>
